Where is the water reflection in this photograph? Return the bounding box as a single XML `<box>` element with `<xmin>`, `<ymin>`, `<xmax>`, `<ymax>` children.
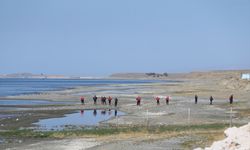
<box><xmin>87</xmin><ymin>109</ymin><xmax>120</xmax><ymax>117</ymax></box>
<box><xmin>34</xmin><ymin>109</ymin><xmax>125</xmax><ymax>131</ymax></box>
<box><xmin>108</xmin><ymin>109</ymin><xmax>112</xmax><ymax>115</ymax></box>
<box><xmin>80</xmin><ymin>110</ymin><xmax>84</xmax><ymax>115</ymax></box>
<box><xmin>101</xmin><ymin>109</ymin><xmax>106</xmax><ymax>115</ymax></box>
<box><xmin>115</xmin><ymin>109</ymin><xmax>117</xmax><ymax>116</ymax></box>
<box><xmin>93</xmin><ymin>109</ymin><xmax>97</xmax><ymax>116</ymax></box>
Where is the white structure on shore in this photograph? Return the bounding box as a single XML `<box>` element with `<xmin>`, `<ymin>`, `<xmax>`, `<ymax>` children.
<box><xmin>195</xmin><ymin>122</ymin><xmax>250</xmax><ymax>150</ymax></box>
<box><xmin>241</xmin><ymin>73</ymin><xmax>250</xmax><ymax>80</ymax></box>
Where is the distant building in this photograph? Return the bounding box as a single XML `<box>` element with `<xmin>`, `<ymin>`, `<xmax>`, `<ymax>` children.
<box><xmin>241</xmin><ymin>73</ymin><xmax>250</xmax><ymax>80</ymax></box>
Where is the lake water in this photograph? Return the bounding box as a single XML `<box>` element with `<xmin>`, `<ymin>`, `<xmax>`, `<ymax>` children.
<box><xmin>0</xmin><ymin>78</ymin><xmax>169</xmax><ymax>129</ymax></box>
<box><xmin>0</xmin><ymin>99</ymin><xmax>70</xmax><ymax>106</ymax></box>
<box><xmin>34</xmin><ymin>109</ymin><xmax>125</xmax><ymax>130</ymax></box>
<box><xmin>0</xmin><ymin>78</ymin><xmax>167</xmax><ymax>97</ymax></box>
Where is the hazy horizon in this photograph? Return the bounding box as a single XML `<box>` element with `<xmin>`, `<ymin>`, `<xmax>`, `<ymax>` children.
<box><xmin>1</xmin><ymin>0</ymin><xmax>250</xmax><ymax>76</ymax></box>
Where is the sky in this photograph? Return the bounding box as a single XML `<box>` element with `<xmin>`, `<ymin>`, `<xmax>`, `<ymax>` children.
<box><xmin>0</xmin><ymin>0</ymin><xmax>250</xmax><ymax>76</ymax></box>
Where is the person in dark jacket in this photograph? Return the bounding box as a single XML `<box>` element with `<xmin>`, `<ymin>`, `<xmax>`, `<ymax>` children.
<box><xmin>103</xmin><ymin>96</ymin><xmax>107</xmax><ymax>105</ymax></box>
<box><xmin>165</xmin><ymin>96</ymin><xmax>170</xmax><ymax>105</ymax></box>
<box><xmin>210</xmin><ymin>96</ymin><xmax>214</xmax><ymax>105</ymax></box>
<box><xmin>114</xmin><ymin>97</ymin><xmax>118</xmax><ymax>107</ymax></box>
<box><xmin>195</xmin><ymin>95</ymin><xmax>198</xmax><ymax>104</ymax></box>
<box><xmin>93</xmin><ymin>95</ymin><xmax>97</xmax><ymax>105</ymax></box>
<box><xmin>229</xmin><ymin>94</ymin><xmax>234</xmax><ymax>104</ymax></box>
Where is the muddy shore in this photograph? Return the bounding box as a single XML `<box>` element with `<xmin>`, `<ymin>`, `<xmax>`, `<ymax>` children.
<box><xmin>0</xmin><ymin>70</ymin><xmax>250</xmax><ymax>149</ymax></box>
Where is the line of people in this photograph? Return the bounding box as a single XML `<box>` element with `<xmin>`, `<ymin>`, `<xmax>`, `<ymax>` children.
<box><xmin>194</xmin><ymin>94</ymin><xmax>234</xmax><ymax>105</ymax></box>
<box><xmin>80</xmin><ymin>95</ymin><xmax>118</xmax><ymax>107</ymax></box>
<box><xmin>136</xmin><ymin>96</ymin><xmax>170</xmax><ymax>106</ymax></box>
<box><xmin>119</xmin><ymin>95</ymin><xmax>171</xmax><ymax>106</ymax></box>
<box><xmin>81</xmin><ymin>94</ymin><xmax>234</xmax><ymax>106</ymax></box>
<box><xmin>137</xmin><ymin>94</ymin><xmax>233</xmax><ymax>106</ymax></box>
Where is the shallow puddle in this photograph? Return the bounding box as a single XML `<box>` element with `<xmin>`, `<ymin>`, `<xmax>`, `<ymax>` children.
<box><xmin>34</xmin><ymin>109</ymin><xmax>125</xmax><ymax>130</ymax></box>
<box><xmin>0</xmin><ymin>114</ymin><xmax>19</xmax><ymax>119</ymax></box>
<box><xmin>0</xmin><ymin>99</ymin><xmax>70</xmax><ymax>106</ymax></box>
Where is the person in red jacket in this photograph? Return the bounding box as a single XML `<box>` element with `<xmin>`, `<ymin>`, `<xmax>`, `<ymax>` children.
<box><xmin>136</xmin><ymin>96</ymin><xmax>141</xmax><ymax>106</ymax></box>
<box><xmin>155</xmin><ymin>96</ymin><xmax>160</xmax><ymax>105</ymax></box>
<box><xmin>108</xmin><ymin>96</ymin><xmax>112</xmax><ymax>105</ymax></box>
<box><xmin>80</xmin><ymin>96</ymin><xmax>84</xmax><ymax>105</ymax></box>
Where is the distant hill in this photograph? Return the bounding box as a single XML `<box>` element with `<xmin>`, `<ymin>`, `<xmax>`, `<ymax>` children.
<box><xmin>110</xmin><ymin>73</ymin><xmax>147</xmax><ymax>79</ymax></box>
<box><xmin>110</xmin><ymin>70</ymin><xmax>250</xmax><ymax>80</ymax></box>
<box><xmin>0</xmin><ymin>73</ymin><xmax>67</xmax><ymax>79</ymax></box>
<box><xmin>110</xmin><ymin>72</ymin><xmax>169</xmax><ymax>79</ymax></box>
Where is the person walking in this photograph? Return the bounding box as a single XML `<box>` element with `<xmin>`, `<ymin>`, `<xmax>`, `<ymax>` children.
<box><xmin>229</xmin><ymin>94</ymin><xmax>234</xmax><ymax>104</ymax></box>
<box><xmin>155</xmin><ymin>96</ymin><xmax>160</xmax><ymax>105</ymax></box>
<box><xmin>93</xmin><ymin>95</ymin><xmax>97</xmax><ymax>105</ymax></box>
<box><xmin>165</xmin><ymin>96</ymin><xmax>170</xmax><ymax>105</ymax></box>
<box><xmin>210</xmin><ymin>96</ymin><xmax>214</xmax><ymax>105</ymax></box>
<box><xmin>108</xmin><ymin>96</ymin><xmax>112</xmax><ymax>105</ymax></box>
<box><xmin>80</xmin><ymin>96</ymin><xmax>84</xmax><ymax>105</ymax></box>
<box><xmin>103</xmin><ymin>96</ymin><xmax>107</xmax><ymax>105</ymax></box>
<box><xmin>195</xmin><ymin>95</ymin><xmax>198</xmax><ymax>104</ymax></box>
<box><xmin>136</xmin><ymin>96</ymin><xmax>141</xmax><ymax>106</ymax></box>
<box><xmin>114</xmin><ymin>97</ymin><xmax>118</xmax><ymax>107</ymax></box>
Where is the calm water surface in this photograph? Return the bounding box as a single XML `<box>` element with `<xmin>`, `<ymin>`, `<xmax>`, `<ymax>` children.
<box><xmin>0</xmin><ymin>78</ymin><xmax>167</xmax><ymax>97</ymax></box>
<box><xmin>0</xmin><ymin>99</ymin><xmax>70</xmax><ymax>106</ymax></box>
<box><xmin>34</xmin><ymin>109</ymin><xmax>125</xmax><ymax>130</ymax></box>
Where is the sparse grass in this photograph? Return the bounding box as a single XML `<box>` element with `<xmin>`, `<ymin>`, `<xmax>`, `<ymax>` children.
<box><xmin>181</xmin><ymin>131</ymin><xmax>225</xmax><ymax>149</ymax></box>
<box><xmin>0</xmin><ymin>129</ymin><xmax>52</xmax><ymax>138</ymax></box>
<box><xmin>0</xmin><ymin>123</ymin><xmax>231</xmax><ymax>139</ymax></box>
<box><xmin>236</xmin><ymin>108</ymin><xmax>250</xmax><ymax>118</ymax></box>
<box><xmin>0</xmin><ymin>124</ymin><xmax>233</xmax><ymax>150</ymax></box>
